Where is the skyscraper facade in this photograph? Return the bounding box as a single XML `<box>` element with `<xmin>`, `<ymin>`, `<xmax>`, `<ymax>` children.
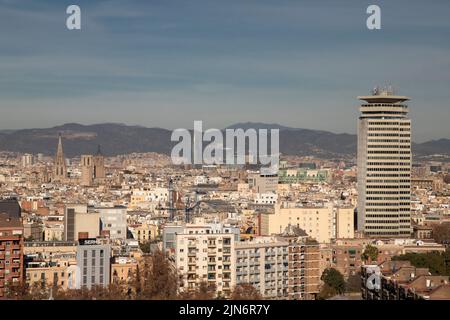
<box><xmin>357</xmin><ymin>87</ymin><xmax>412</xmax><ymax>238</ymax></box>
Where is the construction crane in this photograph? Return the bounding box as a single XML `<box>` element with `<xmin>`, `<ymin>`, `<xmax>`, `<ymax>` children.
<box><xmin>156</xmin><ymin>178</ymin><xmax>202</xmax><ymax>223</ymax></box>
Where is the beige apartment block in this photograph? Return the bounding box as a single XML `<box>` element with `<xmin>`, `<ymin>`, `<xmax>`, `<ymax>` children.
<box><xmin>64</xmin><ymin>204</ymin><xmax>100</xmax><ymax>241</ymax></box>
<box><xmin>26</xmin><ymin>265</ymin><xmax>71</xmax><ymax>290</ymax></box>
<box><xmin>130</xmin><ymin>223</ymin><xmax>159</xmax><ymax>243</ymax></box>
<box><xmin>335</xmin><ymin>207</ymin><xmax>355</xmax><ymax>239</ymax></box>
<box><xmin>264</xmin><ymin>205</ymin><xmax>333</xmax><ymax>243</ymax></box>
<box><xmin>261</xmin><ymin>204</ymin><xmax>354</xmax><ymax>243</ymax></box>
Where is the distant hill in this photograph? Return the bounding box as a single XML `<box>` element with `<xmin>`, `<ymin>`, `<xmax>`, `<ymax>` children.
<box><xmin>0</xmin><ymin>123</ymin><xmax>173</xmax><ymax>157</ymax></box>
<box><xmin>0</xmin><ymin>122</ymin><xmax>448</xmax><ymax>159</ymax></box>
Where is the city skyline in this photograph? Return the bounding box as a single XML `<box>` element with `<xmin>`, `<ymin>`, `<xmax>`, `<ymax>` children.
<box><xmin>1</xmin><ymin>0</ymin><xmax>450</xmax><ymax>142</ymax></box>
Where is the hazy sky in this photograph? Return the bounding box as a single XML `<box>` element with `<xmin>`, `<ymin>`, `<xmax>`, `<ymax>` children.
<box><xmin>0</xmin><ymin>0</ymin><xmax>449</xmax><ymax>142</ymax></box>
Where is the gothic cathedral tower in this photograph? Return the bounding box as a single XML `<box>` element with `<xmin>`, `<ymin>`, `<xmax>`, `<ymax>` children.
<box><xmin>53</xmin><ymin>134</ymin><xmax>67</xmax><ymax>182</ymax></box>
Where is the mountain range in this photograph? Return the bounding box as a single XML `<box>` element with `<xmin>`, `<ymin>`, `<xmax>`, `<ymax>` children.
<box><xmin>0</xmin><ymin>122</ymin><xmax>449</xmax><ymax>160</ymax></box>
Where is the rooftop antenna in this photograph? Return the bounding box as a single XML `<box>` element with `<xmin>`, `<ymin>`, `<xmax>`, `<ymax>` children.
<box><xmin>372</xmin><ymin>86</ymin><xmax>379</xmax><ymax>95</ymax></box>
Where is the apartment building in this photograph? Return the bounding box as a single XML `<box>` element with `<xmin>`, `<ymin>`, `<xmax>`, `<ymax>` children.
<box><xmin>279</xmin><ymin>226</ymin><xmax>320</xmax><ymax>300</ymax></box>
<box><xmin>261</xmin><ymin>203</ymin><xmax>354</xmax><ymax>243</ymax></box>
<box><xmin>64</xmin><ymin>204</ymin><xmax>100</xmax><ymax>241</ymax></box>
<box><xmin>235</xmin><ymin>236</ymin><xmax>289</xmax><ymax>299</ymax></box>
<box><xmin>111</xmin><ymin>256</ymin><xmax>138</xmax><ymax>284</ymax></box>
<box><xmin>248</xmin><ymin>172</ymin><xmax>278</xmax><ymax>194</ymax></box>
<box><xmin>0</xmin><ymin>214</ymin><xmax>24</xmax><ymax>299</ymax></box>
<box><xmin>76</xmin><ymin>240</ymin><xmax>111</xmax><ymax>289</ymax></box>
<box><xmin>130</xmin><ymin>187</ymin><xmax>169</xmax><ymax>209</ymax></box>
<box><xmin>94</xmin><ymin>205</ymin><xmax>127</xmax><ymax>240</ymax></box>
<box><xmin>25</xmin><ymin>264</ymin><xmax>71</xmax><ymax>290</ymax></box>
<box><xmin>175</xmin><ymin>223</ymin><xmax>237</xmax><ymax>298</ymax></box>
<box><xmin>129</xmin><ymin>223</ymin><xmax>159</xmax><ymax>244</ymax></box>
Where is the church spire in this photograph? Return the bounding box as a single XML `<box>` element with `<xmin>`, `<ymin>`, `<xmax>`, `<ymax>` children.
<box><xmin>57</xmin><ymin>133</ymin><xmax>64</xmax><ymax>157</ymax></box>
<box><xmin>53</xmin><ymin>133</ymin><xmax>67</xmax><ymax>182</ymax></box>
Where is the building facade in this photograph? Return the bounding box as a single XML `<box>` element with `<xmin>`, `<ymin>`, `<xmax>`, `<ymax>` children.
<box><xmin>357</xmin><ymin>88</ymin><xmax>412</xmax><ymax>237</ymax></box>
<box><xmin>0</xmin><ymin>214</ymin><xmax>24</xmax><ymax>299</ymax></box>
<box><xmin>175</xmin><ymin>223</ymin><xmax>236</xmax><ymax>298</ymax></box>
<box><xmin>64</xmin><ymin>204</ymin><xmax>100</xmax><ymax>241</ymax></box>
<box><xmin>76</xmin><ymin>240</ymin><xmax>111</xmax><ymax>289</ymax></box>
<box><xmin>235</xmin><ymin>237</ymin><xmax>289</xmax><ymax>299</ymax></box>
<box><xmin>95</xmin><ymin>206</ymin><xmax>127</xmax><ymax>240</ymax></box>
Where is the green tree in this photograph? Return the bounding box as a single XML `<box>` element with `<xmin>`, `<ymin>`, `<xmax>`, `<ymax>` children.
<box><xmin>320</xmin><ymin>268</ymin><xmax>346</xmax><ymax>296</ymax></box>
<box><xmin>361</xmin><ymin>244</ymin><xmax>379</xmax><ymax>263</ymax></box>
<box><xmin>139</xmin><ymin>241</ymin><xmax>152</xmax><ymax>254</ymax></box>
<box><xmin>393</xmin><ymin>251</ymin><xmax>450</xmax><ymax>276</ymax></box>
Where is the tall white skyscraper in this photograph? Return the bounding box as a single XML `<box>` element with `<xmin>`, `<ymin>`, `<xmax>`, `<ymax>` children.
<box><xmin>357</xmin><ymin>87</ymin><xmax>412</xmax><ymax>238</ymax></box>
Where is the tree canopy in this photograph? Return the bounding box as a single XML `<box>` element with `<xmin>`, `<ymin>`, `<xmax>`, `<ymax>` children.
<box><xmin>392</xmin><ymin>251</ymin><xmax>450</xmax><ymax>276</ymax></box>
<box><xmin>361</xmin><ymin>244</ymin><xmax>379</xmax><ymax>263</ymax></box>
<box><xmin>319</xmin><ymin>268</ymin><xmax>346</xmax><ymax>299</ymax></box>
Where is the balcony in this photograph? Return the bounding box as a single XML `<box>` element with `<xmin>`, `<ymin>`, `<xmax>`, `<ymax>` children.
<box><xmin>187</xmin><ymin>251</ymin><xmax>196</xmax><ymax>257</ymax></box>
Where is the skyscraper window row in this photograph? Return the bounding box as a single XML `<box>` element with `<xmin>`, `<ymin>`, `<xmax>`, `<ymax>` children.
<box><xmin>367</xmin><ymin>162</ymin><xmax>410</xmax><ymax>166</ymax></box>
<box><xmin>366</xmin><ymin>202</ymin><xmax>410</xmax><ymax>206</ymax></box>
<box><xmin>367</xmin><ymin>145</ymin><xmax>411</xmax><ymax>149</ymax></box>
<box><xmin>367</xmin><ymin>191</ymin><xmax>410</xmax><ymax>194</ymax></box>
<box><xmin>367</xmin><ymin>151</ymin><xmax>410</xmax><ymax>154</ymax></box>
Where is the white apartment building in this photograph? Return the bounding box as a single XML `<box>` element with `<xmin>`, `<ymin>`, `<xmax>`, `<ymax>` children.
<box><xmin>175</xmin><ymin>222</ymin><xmax>236</xmax><ymax>298</ymax></box>
<box><xmin>94</xmin><ymin>205</ymin><xmax>127</xmax><ymax>240</ymax></box>
<box><xmin>254</xmin><ymin>192</ymin><xmax>278</xmax><ymax>205</ymax></box>
<box><xmin>235</xmin><ymin>236</ymin><xmax>289</xmax><ymax>299</ymax></box>
<box><xmin>357</xmin><ymin>88</ymin><xmax>412</xmax><ymax>237</ymax></box>
<box><xmin>130</xmin><ymin>187</ymin><xmax>169</xmax><ymax>209</ymax></box>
